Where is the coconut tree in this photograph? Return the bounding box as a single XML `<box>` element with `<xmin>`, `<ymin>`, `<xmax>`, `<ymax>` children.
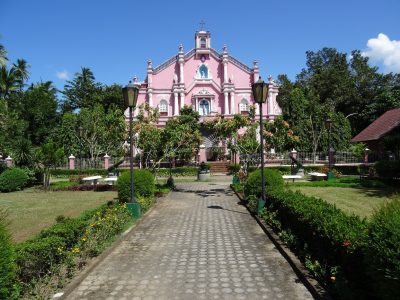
<box><xmin>0</xmin><ymin>44</ymin><xmax>7</xmax><ymax>67</ymax></box>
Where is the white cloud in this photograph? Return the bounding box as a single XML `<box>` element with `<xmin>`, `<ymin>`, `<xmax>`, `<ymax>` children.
<box><xmin>362</xmin><ymin>33</ymin><xmax>400</xmax><ymax>73</ymax></box>
<box><xmin>56</xmin><ymin>70</ymin><xmax>69</xmax><ymax>80</ymax></box>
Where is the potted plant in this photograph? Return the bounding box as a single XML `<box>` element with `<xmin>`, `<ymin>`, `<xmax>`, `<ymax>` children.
<box><xmin>197</xmin><ymin>161</ymin><xmax>210</xmax><ymax>181</ymax></box>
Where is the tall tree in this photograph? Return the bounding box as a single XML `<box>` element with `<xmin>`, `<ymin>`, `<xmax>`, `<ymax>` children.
<box><xmin>62</xmin><ymin>67</ymin><xmax>100</xmax><ymax>112</ymax></box>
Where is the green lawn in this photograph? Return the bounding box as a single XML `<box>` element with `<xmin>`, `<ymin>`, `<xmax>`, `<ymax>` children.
<box><xmin>289</xmin><ymin>186</ymin><xmax>397</xmax><ymax>218</ymax></box>
<box><xmin>0</xmin><ymin>188</ymin><xmax>117</xmax><ymax>243</ymax></box>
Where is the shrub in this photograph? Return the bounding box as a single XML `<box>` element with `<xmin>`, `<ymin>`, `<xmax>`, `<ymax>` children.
<box><xmin>0</xmin><ymin>168</ymin><xmax>29</xmax><ymax>192</ymax></box>
<box><xmin>0</xmin><ymin>210</ymin><xmax>17</xmax><ymax>299</ymax></box>
<box><xmin>365</xmin><ymin>199</ymin><xmax>400</xmax><ymax>299</ymax></box>
<box><xmin>375</xmin><ymin>160</ymin><xmax>400</xmax><ymax>179</ymax></box>
<box><xmin>243</xmin><ymin>168</ymin><xmax>284</xmax><ymax>198</ymax></box>
<box><xmin>156</xmin><ymin>167</ymin><xmax>197</xmax><ymax>177</ymax></box>
<box><xmin>117</xmin><ymin>170</ymin><xmax>155</xmax><ymax>202</ymax></box>
<box><xmin>263</xmin><ymin>188</ymin><xmax>369</xmax><ymax>297</ymax></box>
<box><xmin>228</xmin><ymin>163</ymin><xmax>241</xmax><ymax>174</ymax></box>
<box><xmin>15</xmin><ymin>236</ymin><xmax>69</xmax><ymax>284</ymax></box>
<box><xmin>37</xmin><ymin>218</ymin><xmax>87</xmax><ymax>248</ymax></box>
<box><xmin>49</xmin><ymin>169</ymin><xmax>108</xmax><ymax>177</ymax></box>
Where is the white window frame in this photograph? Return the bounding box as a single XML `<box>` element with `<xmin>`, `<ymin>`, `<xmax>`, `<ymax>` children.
<box><xmin>159</xmin><ymin>99</ymin><xmax>168</xmax><ymax>116</ymax></box>
<box><xmin>239</xmin><ymin>99</ymin><xmax>249</xmax><ymax>113</ymax></box>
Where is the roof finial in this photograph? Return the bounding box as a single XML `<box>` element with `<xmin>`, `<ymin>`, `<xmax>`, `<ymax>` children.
<box><xmin>199</xmin><ymin>20</ymin><xmax>205</xmax><ymax>30</ymax></box>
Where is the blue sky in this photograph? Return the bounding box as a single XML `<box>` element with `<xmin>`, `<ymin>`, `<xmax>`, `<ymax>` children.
<box><xmin>1</xmin><ymin>0</ymin><xmax>399</xmax><ymax>90</ymax></box>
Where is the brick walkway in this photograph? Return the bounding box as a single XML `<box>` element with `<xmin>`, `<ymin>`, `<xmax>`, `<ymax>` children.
<box><xmin>66</xmin><ymin>181</ymin><xmax>313</xmax><ymax>300</ymax></box>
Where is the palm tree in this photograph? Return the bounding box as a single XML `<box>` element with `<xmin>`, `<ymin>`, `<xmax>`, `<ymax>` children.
<box><xmin>0</xmin><ymin>66</ymin><xmax>19</xmax><ymax>100</ymax></box>
<box><xmin>0</xmin><ymin>44</ymin><xmax>7</xmax><ymax>67</ymax></box>
<box><xmin>12</xmin><ymin>59</ymin><xmax>30</xmax><ymax>90</ymax></box>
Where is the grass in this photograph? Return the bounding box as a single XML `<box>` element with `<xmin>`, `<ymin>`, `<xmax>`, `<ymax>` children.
<box><xmin>289</xmin><ymin>186</ymin><xmax>398</xmax><ymax>218</ymax></box>
<box><xmin>0</xmin><ymin>187</ymin><xmax>117</xmax><ymax>243</ymax></box>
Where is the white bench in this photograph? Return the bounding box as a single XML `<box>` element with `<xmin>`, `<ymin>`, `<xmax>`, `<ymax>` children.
<box><xmin>103</xmin><ymin>177</ymin><xmax>118</xmax><ymax>185</ymax></box>
<box><xmin>308</xmin><ymin>172</ymin><xmax>327</xmax><ymax>181</ymax></box>
<box><xmin>82</xmin><ymin>176</ymin><xmax>103</xmax><ymax>185</ymax></box>
<box><xmin>282</xmin><ymin>175</ymin><xmax>303</xmax><ymax>182</ymax></box>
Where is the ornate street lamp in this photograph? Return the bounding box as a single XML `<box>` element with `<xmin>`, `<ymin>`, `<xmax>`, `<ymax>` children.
<box><xmin>252</xmin><ymin>77</ymin><xmax>269</xmax><ymax>215</ymax></box>
<box><xmin>325</xmin><ymin>118</ymin><xmax>334</xmax><ymax>180</ymax></box>
<box><xmin>122</xmin><ymin>81</ymin><xmax>140</xmax><ymax>218</ymax></box>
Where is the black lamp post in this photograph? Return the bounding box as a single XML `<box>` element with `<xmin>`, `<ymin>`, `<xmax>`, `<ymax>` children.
<box><xmin>78</xmin><ymin>126</ymin><xmax>83</xmax><ymax>170</ymax></box>
<box><xmin>122</xmin><ymin>81</ymin><xmax>140</xmax><ymax>218</ymax></box>
<box><xmin>325</xmin><ymin>118</ymin><xmax>334</xmax><ymax>180</ymax></box>
<box><xmin>252</xmin><ymin>77</ymin><xmax>269</xmax><ymax>215</ymax></box>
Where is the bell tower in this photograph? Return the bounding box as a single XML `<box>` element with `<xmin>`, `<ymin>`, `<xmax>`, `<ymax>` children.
<box><xmin>195</xmin><ymin>26</ymin><xmax>211</xmax><ymax>58</ymax></box>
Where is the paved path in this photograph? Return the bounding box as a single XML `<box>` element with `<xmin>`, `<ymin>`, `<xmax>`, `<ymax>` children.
<box><xmin>66</xmin><ymin>181</ymin><xmax>313</xmax><ymax>300</ymax></box>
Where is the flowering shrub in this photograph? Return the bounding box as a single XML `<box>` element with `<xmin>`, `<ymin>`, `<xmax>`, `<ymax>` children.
<box><xmin>77</xmin><ymin>203</ymin><xmax>131</xmax><ymax>258</ymax></box>
<box><xmin>14</xmin><ymin>202</ymin><xmax>133</xmax><ymax>298</ymax></box>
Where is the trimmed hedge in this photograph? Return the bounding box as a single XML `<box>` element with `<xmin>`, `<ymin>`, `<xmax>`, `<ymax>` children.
<box><xmin>365</xmin><ymin>199</ymin><xmax>400</xmax><ymax>299</ymax></box>
<box><xmin>0</xmin><ymin>168</ymin><xmax>29</xmax><ymax>192</ymax></box>
<box><xmin>263</xmin><ymin>187</ymin><xmax>369</xmax><ymax>297</ymax></box>
<box><xmin>117</xmin><ymin>170</ymin><xmax>155</xmax><ymax>202</ymax></box>
<box><xmin>246</xmin><ymin>165</ymin><xmax>361</xmax><ymax>175</ymax></box>
<box><xmin>156</xmin><ymin>167</ymin><xmax>198</xmax><ymax>177</ymax></box>
<box><xmin>243</xmin><ymin>168</ymin><xmax>284</xmax><ymax>199</ymax></box>
<box><xmin>0</xmin><ymin>211</ymin><xmax>16</xmax><ymax>299</ymax></box>
<box><xmin>49</xmin><ymin>169</ymin><xmax>108</xmax><ymax>177</ymax></box>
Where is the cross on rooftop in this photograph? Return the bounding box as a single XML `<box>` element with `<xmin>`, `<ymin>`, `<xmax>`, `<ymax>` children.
<box><xmin>199</xmin><ymin>20</ymin><xmax>205</xmax><ymax>30</ymax></box>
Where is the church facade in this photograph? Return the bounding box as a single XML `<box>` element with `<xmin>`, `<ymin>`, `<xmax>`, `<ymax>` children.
<box><xmin>127</xmin><ymin>30</ymin><xmax>281</xmax><ymax>125</ymax></box>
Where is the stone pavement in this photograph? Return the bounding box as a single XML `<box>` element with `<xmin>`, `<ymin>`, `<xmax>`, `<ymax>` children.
<box><xmin>66</xmin><ymin>181</ymin><xmax>313</xmax><ymax>300</ymax></box>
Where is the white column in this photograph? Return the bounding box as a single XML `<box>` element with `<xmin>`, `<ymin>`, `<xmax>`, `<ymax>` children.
<box><xmin>268</xmin><ymin>91</ymin><xmax>273</xmax><ymax>116</ymax></box>
<box><xmin>180</xmin><ymin>62</ymin><xmax>184</xmax><ymax>83</ymax></box>
<box><xmin>196</xmin><ymin>98</ymin><xmax>199</xmax><ymax>112</ymax></box>
<box><xmin>148</xmin><ymin>92</ymin><xmax>153</xmax><ymax>107</ymax></box>
<box><xmin>180</xmin><ymin>92</ymin><xmax>185</xmax><ymax>110</ymax></box>
<box><xmin>174</xmin><ymin>92</ymin><xmax>179</xmax><ymax>115</ymax></box>
<box><xmin>224</xmin><ymin>92</ymin><xmax>229</xmax><ymax>115</ymax></box>
<box><xmin>223</xmin><ymin>61</ymin><xmax>228</xmax><ymax>83</ymax></box>
<box><xmin>230</xmin><ymin>92</ymin><xmax>235</xmax><ymax>115</ymax></box>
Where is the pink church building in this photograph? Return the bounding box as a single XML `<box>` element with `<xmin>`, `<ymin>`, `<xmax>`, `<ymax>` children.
<box><xmin>127</xmin><ymin>30</ymin><xmax>281</xmax><ymax>125</ymax></box>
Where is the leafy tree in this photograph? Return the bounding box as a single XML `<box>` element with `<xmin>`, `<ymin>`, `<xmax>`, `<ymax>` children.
<box><xmin>264</xmin><ymin>116</ymin><xmax>299</xmax><ymax>152</ymax></box>
<box><xmin>94</xmin><ymin>84</ymin><xmax>125</xmax><ymax>112</ymax></box>
<box><xmin>36</xmin><ymin>140</ymin><xmax>65</xmax><ymax>188</ymax></box>
<box><xmin>15</xmin><ymin>82</ymin><xmax>59</xmax><ymax>145</ymax></box>
<box><xmin>0</xmin><ymin>44</ymin><xmax>7</xmax><ymax>67</ymax></box>
<box><xmin>62</xmin><ymin>67</ymin><xmax>101</xmax><ymax>112</ymax></box>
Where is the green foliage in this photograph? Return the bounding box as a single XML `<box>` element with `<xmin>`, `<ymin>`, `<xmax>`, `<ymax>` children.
<box><xmin>117</xmin><ymin>170</ymin><xmax>155</xmax><ymax>202</ymax></box>
<box><xmin>349</xmin><ymin>142</ymin><xmax>367</xmax><ymax>158</ymax></box>
<box><xmin>264</xmin><ymin>116</ymin><xmax>299</xmax><ymax>152</ymax></box>
<box><xmin>228</xmin><ymin>163</ymin><xmax>241</xmax><ymax>174</ymax></box>
<box><xmin>243</xmin><ymin>168</ymin><xmax>284</xmax><ymax>199</ymax></box>
<box><xmin>0</xmin><ymin>168</ymin><xmax>29</xmax><ymax>192</ymax></box>
<box><xmin>263</xmin><ymin>187</ymin><xmax>369</xmax><ymax>297</ymax></box>
<box><xmin>77</xmin><ymin>203</ymin><xmax>131</xmax><ymax>258</ymax></box>
<box><xmin>366</xmin><ymin>199</ymin><xmax>400</xmax><ymax>299</ymax></box>
<box><xmin>49</xmin><ymin>168</ymin><xmax>108</xmax><ymax>177</ymax></box>
<box><xmin>375</xmin><ymin>160</ymin><xmax>400</xmax><ymax>179</ymax></box>
<box><xmin>156</xmin><ymin>167</ymin><xmax>198</xmax><ymax>177</ymax></box>
<box><xmin>289</xmin><ymin>176</ymin><xmax>385</xmax><ymax>188</ymax></box>
<box><xmin>13</xmin><ymin>202</ymin><xmax>133</xmax><ymax>297</ymax></box>
<box><xmin>0</xmin><ymin>209</ymin><xmax>17</xmax><ymax>299</ymax></box>
<box><xmin>15</xmin><ymin>236</ymin><xmax>69</xmax><ymax>284</ymax></box>
<box><xmin>36</xmin><ymin>139</ymin><xmax>65</xmax><ymax>188</ymax></box>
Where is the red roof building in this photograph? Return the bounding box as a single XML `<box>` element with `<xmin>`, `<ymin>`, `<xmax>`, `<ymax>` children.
<box><xmin>352</xmin><ymin>108</ymin><xmax>400</xmax><ymax>159</ymax></box>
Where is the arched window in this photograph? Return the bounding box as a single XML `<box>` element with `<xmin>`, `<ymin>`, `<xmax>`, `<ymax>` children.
<box><xmin>240</xmin><ymin>99</ymin><xmax>249</xmax><ymax>115</ymax></box>
<box><xmin>199</xmin><ymin>65</ymin><xmax>208</xmax><ymax>79</ymax></box>
<box><xmin>199</xmin><ymin>99</ymin><xmax>210</xmax><ymax>116</ymax></box>
<box><xmin>159</xmin><ymin>100</ymin><xmax>168</xmax><ymax>116</ymax></box>
<box><xmin>200</xmin><ymin>37</ymin><xmax>206</xmax><ymax>48</ymax></box>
